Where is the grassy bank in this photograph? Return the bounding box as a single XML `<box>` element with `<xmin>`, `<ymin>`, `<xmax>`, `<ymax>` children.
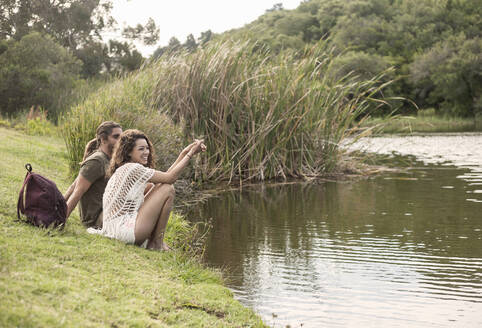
<box><xmin>362</xmin><ymin>109</ymin><xmax>480</xmax><ymax>134</ymax></box>
<box><xmin>0</xmin><ymin>127</ymin><xmax>264</xmax><ymax>327</ymax></box>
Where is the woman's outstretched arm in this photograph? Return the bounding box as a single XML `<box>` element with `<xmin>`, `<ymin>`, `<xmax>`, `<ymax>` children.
<box><xmin>167</xmin><ymin>141</ymin><xmax>197</xmax><ymax>172</ymax></box>
<box><xmin>150</xmin><ymin>140</ymin><xmax>206</xmax><ymax>184</ymax></box>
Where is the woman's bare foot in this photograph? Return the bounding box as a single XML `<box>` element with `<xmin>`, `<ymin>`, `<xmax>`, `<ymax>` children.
<box><xmin>146</xmin><ymin>239</ymin><xmax>161</xmax><ymax>250</ymax></box>
<box><xmin>146</xmin><ymin>240</ymin><xmax>171</xmax><ymax>251</ymax></box>
<box><xmin>161</xmin><ymin>242</ymin><xmax>171</xmax><ymax>251</ymax></box>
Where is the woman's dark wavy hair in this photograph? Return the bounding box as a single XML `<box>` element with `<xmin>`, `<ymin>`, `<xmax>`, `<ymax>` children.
<box><xmin>108</xmin><ymin>129</ymin><xmax>155</xmax><ymax>176</ymax></box>
<box><xmin>83</xmin><ymin>121</ymin><xmax>122</xmax><ymax>161</ymax></box>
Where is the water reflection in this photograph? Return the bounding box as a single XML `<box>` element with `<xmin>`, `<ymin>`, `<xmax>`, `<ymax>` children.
<box><xmin>191</xmin><ymin>164</ymin><xmax>482</xmax><ymax>327</ymax></box>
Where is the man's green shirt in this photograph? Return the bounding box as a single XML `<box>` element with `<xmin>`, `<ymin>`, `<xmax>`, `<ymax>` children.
<box><xmin>79</xmin><ymin>150</ymin><xmax>110</xmax><ymax>227</ymax></box>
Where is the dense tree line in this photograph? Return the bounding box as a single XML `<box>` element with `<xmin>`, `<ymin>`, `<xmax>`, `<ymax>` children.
<box><xmin>225</xmin><ymin>0</ymin><xmax>481</xmax><ymax>117</ymax></box>
<box><xmin>0</xmin><ymin>0</ymin><xmax>159</xmax><ymax>117</ymax></box>
<box><xmin>1</xmin><ymin>0</ymin><xmax>480</xmax><ymax>119</ymax></box>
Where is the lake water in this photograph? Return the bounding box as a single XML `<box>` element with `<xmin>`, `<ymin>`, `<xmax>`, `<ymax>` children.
<box><xmin>189</xmin><ymin>133</ymin><xmax>482</xmax><ymax>327</ymax></box>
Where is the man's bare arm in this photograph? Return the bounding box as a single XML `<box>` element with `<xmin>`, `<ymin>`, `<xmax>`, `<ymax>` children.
<box><xmin>64</xmin><ymin>177</ymin><xmax>78</xmax><ymax>201</ymax></box>
<box><xmin>66</xmin><ymin>175</ymin><xmax>92</xmax><ymax>218</ymax></box>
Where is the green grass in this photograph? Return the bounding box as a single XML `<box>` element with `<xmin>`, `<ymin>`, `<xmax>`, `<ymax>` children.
<box><xmin>0</xmin><ymin>127</ymin><xmax>265</xmax><ymax>327</ymax></box>
<box><xmin>362</xmin><ymin>109</ymin><xmax>479</xmax><ymax>134</ymax></box>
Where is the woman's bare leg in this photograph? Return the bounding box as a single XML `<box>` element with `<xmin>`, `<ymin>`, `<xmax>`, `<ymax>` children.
<box><xmin>144</xmin><ymin>182</ymin><xmax>154</xmax><ymax>196</ymax></box>
<box><xmin>134</xmin><ymin>183</ymin><xmax>175</xmax><ymax>250</ymax></box>
<box><xmin>147</xmin><ymin>190</ymin><xmax>174</xmax><ymax>251</ymax></box>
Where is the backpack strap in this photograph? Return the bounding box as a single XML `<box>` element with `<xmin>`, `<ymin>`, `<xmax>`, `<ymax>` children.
<box><xmin>17</xmin><ymin>164</ymin><xmax>33</xmax><ymax>220</ymax></box>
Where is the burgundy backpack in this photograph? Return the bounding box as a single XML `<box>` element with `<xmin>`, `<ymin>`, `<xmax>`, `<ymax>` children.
<box><xmin>17</xmin><ymin>164</ymin><xmax>67</xmax><ymax>228</ymax></box>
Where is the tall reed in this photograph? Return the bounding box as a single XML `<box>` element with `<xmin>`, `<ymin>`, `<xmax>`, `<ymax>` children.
<box><xmin>62</xmin><ymin>39</ymin><xmax>391</xmax><ymax>183</ymax></box>
<box><xmin>151</xmin><ymin>40</ymin><xmax>391</xmax><ymax>182</ymax></box>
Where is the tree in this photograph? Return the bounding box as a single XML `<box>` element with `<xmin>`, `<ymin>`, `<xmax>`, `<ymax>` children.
<box><xmin>151</xmin><ymin>36</ymin><xmax>183</xmax><ymax>60</ymax></box>
<box><xmin>167</xmin><ymin>37</ymin><xmax>181</xmax><ymax>52</ymax></box>
<box><xmin>0</xmin><ymin>0</ymin><xmax>115</xmax><ymax>49</ymax></box>
<box><xmin>410</xmin><ymin>35</ymin><xmax>482</xmax><ymax>116</ymax></box>
<box><xmin>331</xmin><ymin>15</ymin><xmax>390</xmax><ymax>54</ymax></box>
<box><xmin>297</xmin><ymin>0</ymin><xmax>322</xmax><ymax>15</ymax></box>
<box><xmin>0</xmin><ymin>32</ymin><xmax>81</xmax><ymax>117</ymax></box>
<box><xmin>274</xmin><ymin>12</ymin><xmax>320</xmax><ymax>42</ymax></box>
<box><xmin>266</xmin><ymin>3</ymin><xmax>284</xmax><ymax>13</ymax></box>
<box><xmin>328</xmin><ymin>51</ymin><xmax>391</xmax><ymax>82</ymax></box>
<box><xmin>107</xmin><ymin>40</ymin><xmax>143</xmax><ymax>74</ymax></box>
<box><xmin>198</xmin><ymin>30</ymin><xmax>213</xmax><ymax>46</ymax></box>
<box><xmin>316</xmin><ymin>0</ymin><xmax>345</xmax><ymax>38</ymax></box>
<box><xmin>75</xmin><ymin>41</ymin><xmax>109</xmax><ymax>77</ymax></box>
<box><xmin>183</xmin><ymin>34</ymin><xmax>198</xmax><ymax>52</ymax></box>
<box><xmin>121</xmin><ymin>17</ymin><xmax>160</xmax><ymax>46</ymax></box>
<box><xmin>0</xmin><ymin>0</ymin><xmax>159</xmax><ymax>76</ymax></box>
<box><xmin>273</xmin><ymin>33</ymin><xmax>305</xmax><ymax>51</ymax></box>
<box><xmin>151</xmin><ymin>46</ymin><xmax>166</xmax><ymax>60</ymax></box>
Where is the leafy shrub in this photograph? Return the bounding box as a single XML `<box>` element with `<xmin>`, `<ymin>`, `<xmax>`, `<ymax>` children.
<box><xmin>1</xmin><ymin>106</ymin><xmax>58</xmax><ymax>135</ymax></box>
<box><xmin>25</xmin><ymin>117</ymin><xmax>57</xmax><ymax>136</ymax></box>
<box><xmin>0</xmin><ymin>119</ymin><xmax>10</xmax><ymax>128</ymax></box>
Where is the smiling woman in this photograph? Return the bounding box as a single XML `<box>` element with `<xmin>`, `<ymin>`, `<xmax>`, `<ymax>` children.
<box><xmin>89</xmin><ymin>129</ymin><xmax>206</xmax><ymax>251</ymax></box>
<box><xmin>130</xmin><ymin>138</ymin><xmax>150</xmax><ymax>165</ymax></box>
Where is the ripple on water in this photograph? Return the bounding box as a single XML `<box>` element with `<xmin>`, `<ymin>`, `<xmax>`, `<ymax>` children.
<box><xmin>467</xmin><ymin>198</ymin><xmax>482</xmax><ymax>203</ymax></box>
<box><xmin>231</xmin><ymin>231</ymin><xmax>482</xmax><ymax>327</ymax></box>
<box><xmin>349</xmin><ymin>133</ymin><xmax>482</xmax><ymax>172</ymax></box>
<box><xmin>202</xmin><ymin>134</ymin><xmax>482</xmax><ymax>328</ymax></box>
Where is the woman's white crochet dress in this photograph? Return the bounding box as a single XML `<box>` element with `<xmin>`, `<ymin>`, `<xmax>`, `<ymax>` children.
<box><xmin>95</xmin><ymin>162</ymin><xmax>154</xmax><ymax>244</ymax></box>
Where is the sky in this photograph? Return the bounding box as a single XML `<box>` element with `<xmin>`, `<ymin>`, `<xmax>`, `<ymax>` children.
<box><xmin>106</xmin><ymin>0</ymin><xmax>302</xmax><ymax>56</ymax></box>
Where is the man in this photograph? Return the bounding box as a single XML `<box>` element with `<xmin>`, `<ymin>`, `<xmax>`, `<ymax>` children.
<box><xmin>64</xmin><ymin>121</ymin><xmax>122</xmax><ymax>228</ymax></box>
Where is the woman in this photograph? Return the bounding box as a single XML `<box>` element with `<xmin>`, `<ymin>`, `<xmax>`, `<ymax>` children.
<box><xmin>90</xmin><ymin>129</ymin><xmax>206</xmax><ymax>250</ymax></box>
